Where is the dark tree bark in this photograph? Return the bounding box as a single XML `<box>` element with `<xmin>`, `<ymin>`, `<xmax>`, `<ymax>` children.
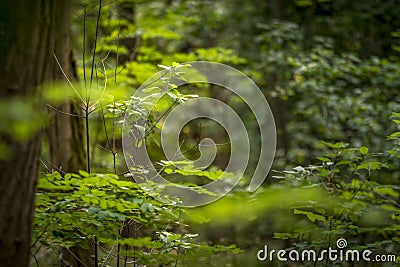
<box><xmin>267</xmin><ymin>0</ymin><xmax>289</xmax><ymax>155</ymax></box>
<box><xmin>0</xmin><ymin>1</ymin><xmax>68</xmax><ymax>266</ymax></box>
<box><xmin>47</xmin><ymin>0</ymin><xmax>85</xmax><ymax>176</ymax></box>
<box><xmin>44</xmin><ymin>2</ymin><xmax>92</xmax><ymax>266</ymax></box>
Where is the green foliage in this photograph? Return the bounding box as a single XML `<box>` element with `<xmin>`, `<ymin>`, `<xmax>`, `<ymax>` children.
<box><xmin>251</xmin><ymin>20</ymin><xmax>400</xmax><ymax>170</ymax></box>
<box><xmin>0</xmin><ymin>97</ymin><xmax>47</xmax><ymax>141</ymax></box>
<box><xmin>28</xmin><ymin>0</ymin><xmax>400</xmax><ymax>265</ymax></box>
<box><xmin>33</xmin><ymin>171</ymin><xmax>240</xmax><ymax>265</ymax></box>
<box><xmin>33</xmin><ymin>43</ymin><xmax>244</xmax><ymax>264</ymax></box>
<box><xmin>270</xmin><ymin>134</ymin><xmax>400</xmax><ymax>264</ymax></box>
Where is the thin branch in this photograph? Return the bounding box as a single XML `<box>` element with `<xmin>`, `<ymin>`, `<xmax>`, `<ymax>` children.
<box><xmin>88</xmin><ymin>0</ymin><xmax>103</xmax><ymax>106</ymax></box>
<box><xmin>90</xmin><ymin>51</ymin><xmax>109</xmax><ymax>109</ymax></box>
<box><xmin>46</xmin><ymin>104</ymin><xmax>85</xmax><ymax>118</ymax></box>
<box><xmin>55</xmin><ymin>249</ymin><xmax>74</xmax><ymax>267</ymax></box>
<box><xmin>83</xmin><ymin>7</ymin><xmax>87</xmax><ymax>89</ymax></box>
<box><xmin>115</xmin><ymin>18</ymin><xmax>121</xmax><ymax>84</ymax></box>
<box><xmin>89</xmin><ymin>6</ymin><xmax>102</xmax><ymax>265</ymax></box>
<box><xmin>30</xmin><ymin>252</ymin><xmax>40</xmax><ymax>267</ymax></box>
<box><xmin>39</xmin><ymin>158</ymin><xmax>51</xmax><ymax>173</ymax></box>
<box><xmin>144</xmin><ymin>100</ymin><xmax>177</xmax><ymax>136</ymax></box>
<box><xmin>30</xmin><ymin>217</ymin><xmax>60</xmax><ymax>249</ymax></box>
<box><xmin>100</xmin><ymin>244</ymin><xmax>115</xmax><ymax>267</ymax></box>
<box><xmin>99</xmin><ymin>104</ymin><xmax>113</xmax><ymax>151</ymax></box>
<box><xmin>39</xmin><ymin>156</ymin><xmax>66</xmax><ymax>175</ymax></box>
<box><xmin>53</xmin><ymin>53</ymin><xmax>86</xmax><ymax>105</ymax></box>
<box><xmin>64</xmin><ymin>247</ymin><xmax>90</xmax><ymax>267</ymax></box>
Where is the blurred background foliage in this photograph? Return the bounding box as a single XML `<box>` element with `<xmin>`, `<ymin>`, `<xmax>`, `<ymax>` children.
<box><xmin>2</xmin><ymin>0</ymin><xmax>396</xmax><ymax>265</ymax></box>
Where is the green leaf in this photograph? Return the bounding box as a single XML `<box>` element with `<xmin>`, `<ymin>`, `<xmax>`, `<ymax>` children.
<box><xmin>320</xmin><ymin>141</ymin><xmax>348</xmax><ymax>149</ymax></box>
<box><xmin>316</xmin><ymin>156</ymin><xmax>331</xmax><ymax>162</ymax></box>
<box><xmin>273</xmin><ymin>232</ymin><xmax>299</xmax><ymax>240</ymax></box>
<box><xmin>360</xmin><ymin>146</ymin><xmax>369</xmax><ymax>155</ymax></box>
<box><xmin>88</xmin><ymin>207</ymin><xmax>100</xmax><ymax>216</ymax></box>
<box><xmin>356</xmin><ymin>161</ymin><xmax>384</xmax><ymax>170</ymax></box>
<box><xmin>78</xmin><ymin>170</ymin><xmax>90</xmax><ymax>177</ymax></box>
<box><xmin>97</xmin><ymin>210</ymin><xmax>109</xmax><ymax>220</ymax></box>
<box><xmin>294</xmin><ymin>209</ymin><xmax>326</xmax><ymax>223</ymax></box>
<box><xmin>99</xmin><ymin>200</ymin><xmax>108</xmax><ymax>209</ymax></box>
<box><xmin>389</xmin><ymin>132</ymin><xmax>400</xmax><ymax>139</ymax></box>
<box><xmin>116</xmin><ymin>202</ymin><xmax>125</xmax><ymax>213</ymax></box>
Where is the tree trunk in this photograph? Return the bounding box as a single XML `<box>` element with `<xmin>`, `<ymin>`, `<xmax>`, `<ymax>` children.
<box><xmin>0</xmin><ymin>1</ymin><xmax>69</xmax><ymax>266</ymax></box>
<box><xmin>47</xmin><ymin>0</ymin><xmax>85</xmax><ymax>175</ymax></box>
<box><xmin>268</xmin><ymin>0</ymin><xmax>289</xmax><ymax>156</ymax></box>
<box><xmin>44</xmin><ymin>2</ymin><xmax>92</xmax><ymax>266</ymax></box>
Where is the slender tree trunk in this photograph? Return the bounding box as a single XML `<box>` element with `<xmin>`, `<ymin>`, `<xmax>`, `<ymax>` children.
<box><xmin>268</xmin><ymin>0</ymin><xmax>289</xmax><ymax>155</ymax></box>
<box><xmin>0</xmin><ymin>1</ymin><xmax>66</xmax><ymax>266</ymax></box>
<box><xmin>44</xmin><ymin>2</ymin><xmax>92</xmax><ymax>266</ymax></box>
<box><xmin>47</xmin><ymin>0</ymin><xmax>85</xmax><ymax>175</ymax></box>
